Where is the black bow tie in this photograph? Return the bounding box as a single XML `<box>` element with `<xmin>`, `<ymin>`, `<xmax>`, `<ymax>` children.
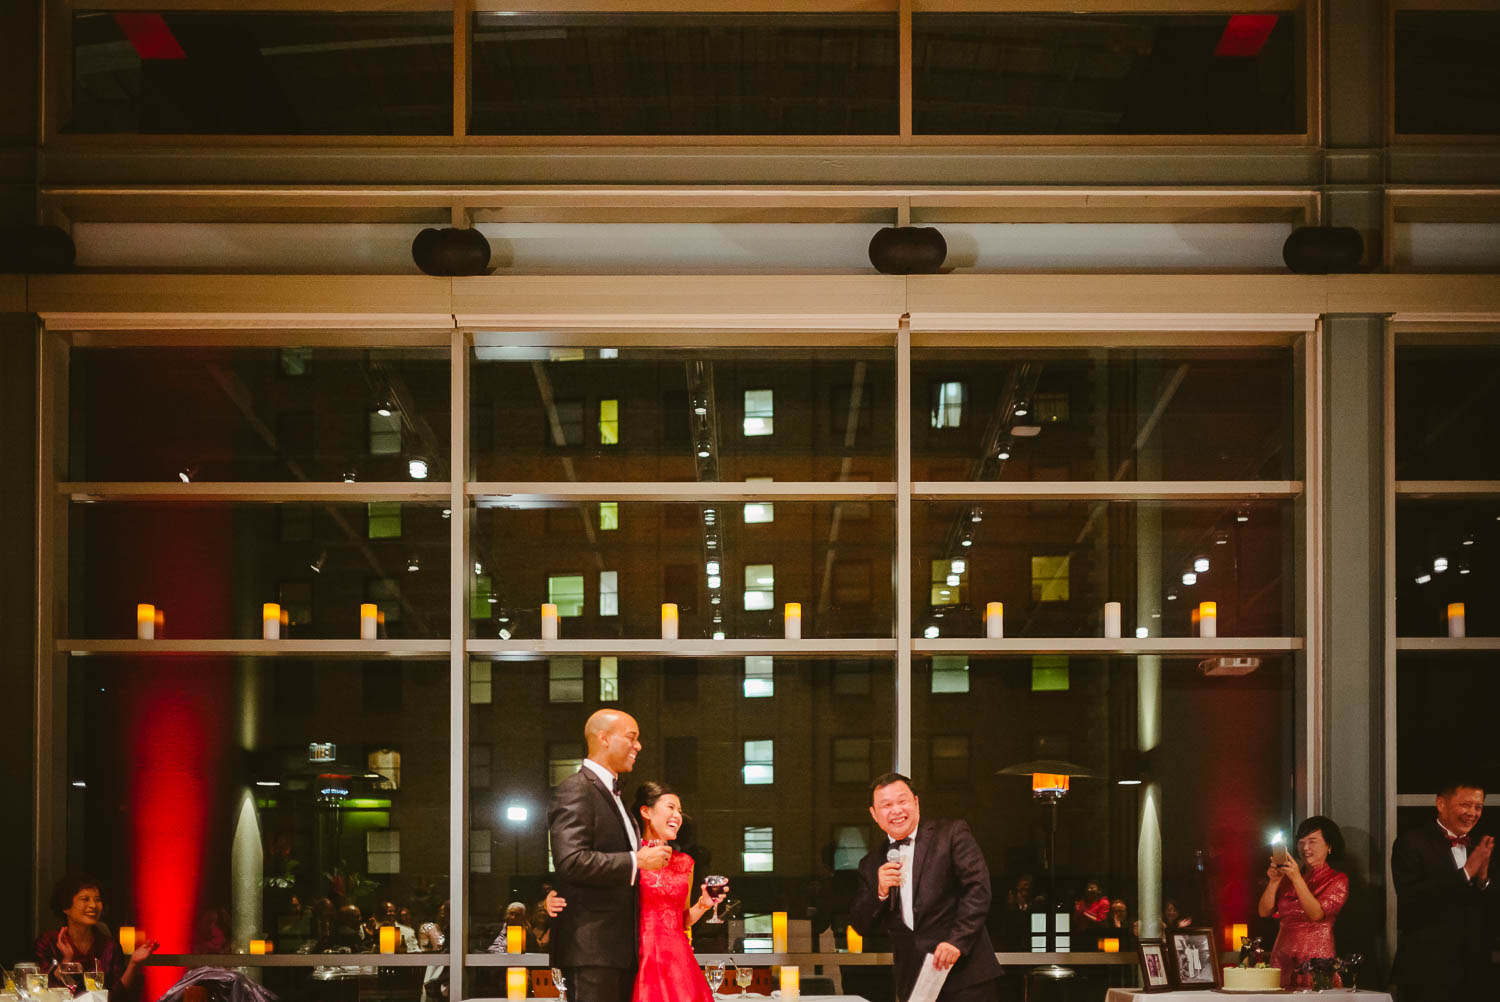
<box><xmin>611</xmin><ymin>778</ymin><xmax>622</xmax><ymax>797</ymax></box>
<box><xmin>890</xmin><ymin>836</ymin><xmax>912</xmax><ymax>848</ymax></box>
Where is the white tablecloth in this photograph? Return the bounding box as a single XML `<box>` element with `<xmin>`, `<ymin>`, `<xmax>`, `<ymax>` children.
<box><xmin>1106</xmin><ymin>990</ymin><xmax>1392</xmax><ymax>1002</ymax></box>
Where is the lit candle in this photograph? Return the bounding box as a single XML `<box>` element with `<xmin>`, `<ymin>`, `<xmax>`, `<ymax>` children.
<box><xmin>154</xmin><ymin>607</ymin><xmax>165</xmax><ymax>638</ymax></box>
<box><xmin>506</xmin><ymin>924</ymin><xmax>525</xmax><ymax>954</ymax></box>
<box><xmin>1448</xmin><ymin>602</ymin><xmax>1466</xmax><ymax>639</ymax></box>
<box><xmin>779</xmin><ymin>966</ymin><xmax>799</xmax><ymax>999</ymax></box>
<box><xmin>985</xmin><ymin>602</ymin><xmax>1004</xmax><ymax>639</ymax></box>
<box><xmin>1101</xmin><ymin>938</ymin><xmax>1120</xmax><ymax>953</ymax></box>
<box><xmin>379</xmin><ymin>925</ymin><xmax>397</xmax><ymax>954</ymax></box>
<box><xmin>361</xmin><ymin>603</ymin><xmax>378</xmax><ymax>641</ymax></box>
<box><xmin>249</xmin><ymin>939</ymin><xmax>267</xmax><ymax>955</ymax></box>
<box><xmin>1103</xmin><ymin>601</ymin><xmax>1122</xmax><ymax>639</ymax></box>
<box><xmin>662</xmin><ymin>603</ymin><xmax>679</xmax><ymax>641</ymax></box>
<box><xmin>1199</xmin><ymin>601</ymin><xmax>1217</xmax><ymax>639</ymax></box>
<box><xmin>377</xmin><ymin>609</ymin><xmax>386</xmax><ymax>636</ymax></box>
<box><xmin>119</xmin><ymin>926</ymin><xmax>136</xmax><ymax>952</ymax></box>
<box><xmin>772</xmin><ymin>911</ymin><xmax>788</xmax><ymax>953</ymax></box>
<box><xmin>1191</xmin><ymin>606</ymin><xmax>1201</xmax><ymax>636</ymax></box>
<box><xmin>784</xmin><ymin>602</ymin><xmax>801</xmax><ymax>640</ymax></box>
<box><xmin>136</xmin><ymin>604</ymin><xmax>155</xmax><ymax>640</ymax></box>
<box><xmin>263</xmin><ymin>603</ymin><xmax>280</xmax><ymax>641</ymax></box>
<box><xmin>279</xmin><ymin>607</ymin><xmax>290</xmax><ymax>635</ymax></box>
<box><xmin>506</xmin><ymin>967</ymin><xmax>527</xmax><ymax>999</ymax></box>
<box><xmin>541</xmin><ymin>603</ymin><xmax>559</xmax><ymax>640</ymax></box>
<box><xmin>1231</xmin><ymin>923</ymin><xmax>1249</xmax><ymax>950</ymax></box>
<box><xmin>846</xmin><ymin>925</ymin><xmax>862</xmax><ymax>953</ymax></box>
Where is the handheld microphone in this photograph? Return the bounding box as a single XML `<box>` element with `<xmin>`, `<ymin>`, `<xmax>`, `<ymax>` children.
<box><xmin>887</xmin><ymin>847</ymin><xmax>904</xmax><ymax>864</ymax></box>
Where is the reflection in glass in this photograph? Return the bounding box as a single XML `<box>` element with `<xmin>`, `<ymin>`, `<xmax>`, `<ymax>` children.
<box><xmin>70</xmin><ymin>347</ymin><xmax>450</xmax><ymax>482</ymax></box>
<box><xmin>471</xmin><ymin>347</ymin><xmax>894</xmax><ymax>483</ymax></box>
<box><xmin>465</xmin><ymin>657</ymin><xmax>893</xmax><ymax>959</ymax></box>
<box><xmin>912</xmin><ymin>348</ymin><xmax>1295</xmax><ymax>482</ymax></box>
<box><xmin>913</xmin><ymin>13</ymin><xmax>1303</xmax><ymax>135</ymax></box>
<box><xmin>472</xmin><ymin>502</ymin><xmax>893</xmax><ymax>639</ymax></box>
<box><xmin>1395</xmin><ymin>344</ymin><xmax>1500</xmax><ymax>480</ymax></box>
<box><xmin>913</xmin><ymin>501</ymin><xmax>1293</xmax><ymax>638</ymax></box>
<box><xmin>69</xmin><ymin>503</ymin><xmax>450</xmax><ymax>638</ymax></box>
<box><xmin>1395</xmin><ymin>500</ymin><xmax>1499</xmax><ymax>637</ymax></box>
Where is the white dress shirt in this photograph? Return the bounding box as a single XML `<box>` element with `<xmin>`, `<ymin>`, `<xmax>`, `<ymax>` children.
<box><xmin>889</xmin><ymin>823</ymin><xmax>919</xmax><ymax>930</ymax></box>
<box><xmin>581</xmin><ymin>758</ymin><xmax>639</xmax><ymax>882</ymax></box>
<box><xmin>1439</xmin><ymin>820</ymin><xmax>1469</xmax><ymax>871</ymax></box>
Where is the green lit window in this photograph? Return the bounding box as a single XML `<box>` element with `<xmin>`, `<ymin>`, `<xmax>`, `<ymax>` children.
<box><xmin>599</xmin><ymin>398</ymin><xmax>619</xmax><ymax>445</ymax></box>
<box><xmin>930</xmin><ymin>381</ymin><xmax>966</xmax><ymax>428</ymax></box>
<box><xmin>743</xmin><ymin>739</ymin><xmax>774</xmax><ymax>784</ymax></box>
<box><xmin>1031</xmin><ymin>555</ymin><xmax>1071</xmax><ymax>602</ymax></box>
<box><xmin>744</xmin><ymin>388</ymin><xmax>774</xmax><ymax>436</ymax></box>
<box><xmin>600</xmin><ymin>570</ymin><xmax>619</xmax><ymax>617</ymax></box>
<box><xmin>600</xmin><ymin>656</ymin><xmax>619</xmax><ymax>701</ymax></box>
<box><xmin>471</xmin><ymin>573</ymin><xmax>493</xmax><ymax>619</ymax></box>
<box><xmin>931</xmin><ymin>655</ymin><xmax>969</xmax><ymax>694</ymax></box>
<box><xmin>930</xmin><ymin>556</ymin><xmax>968</xmax><ymax>606</ymax></box>
<box><xmin>743</xmin><ymin>826</ymin><xmax>774</xmax><ymax>872</ymax></box>
<box><xmin>599</xmin><ymin>501</ymin><xmax>619</xmax><ymax>530</ymax></box>
<box><xmin>743</xmin><ymin>656</ymin><xmax>774</xmax><ymax>698</ymax></box>
<box><xmin>469</xmin><ymin>662</ymin><xmax>492</xmax><ymax>704</ymax></box>
<box><xmin>1032</xmin><ymin>655</ymin><xmax>1071</xmax><ymax>692</ymax></box>
<box><xmin>548</xmin><ymin>574</ymin><xmax>586</xmax><ymax>617</ymax></box>
<box><xmin>368</xmin><ymin>502</ymin><xmax>402</xmax><ymax>539</ymax></box>
<box><xmin>744</xmin><ymin>563</ymin><xmax>775</xmax><ymax>611</ymax></box>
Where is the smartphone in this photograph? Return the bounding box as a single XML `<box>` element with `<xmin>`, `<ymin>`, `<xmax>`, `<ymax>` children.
<box><xmin>1271</xmin><ymin>842</ymin><xmax>1293</xmax><ymax>867</ymax></box>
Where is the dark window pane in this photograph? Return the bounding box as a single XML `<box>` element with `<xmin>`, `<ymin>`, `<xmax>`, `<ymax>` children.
<box><xmin>1395</xmin><ymin>500</ymin><xmax>1498</xmax><ymax>637</ymax></box>
<box><xmin>470</xmin><ymin>13</ymin><xmax>898</xmax><ymax>135</ymax></box>
<box><xmin>68</xmin><ymin>12</ymin><xmax>453</xmax><ymax>134</ymax></box>
<box><xmin>912</xmin><ymin>347</ymin><xmax>1295</xmax><ymax>482</ymax></box>
<box><xmin>913</xmin><ymin>12</ymin><xmax>1304</xmax><ymax>135</ymax></box>
<box><xmin>1395</xmin><ymin>343</ymin><xmax>1500</xmax><ymax>480</ymax></box>
<box><xmin>1397</xmin><ymin>653</ymin><xmax>1500</xmax><ymax>791</ymax></box>
<box><xmin>1395</xmin><ymin>12</ymin><xmax>1500</xmax><ymax>135</ymax></box>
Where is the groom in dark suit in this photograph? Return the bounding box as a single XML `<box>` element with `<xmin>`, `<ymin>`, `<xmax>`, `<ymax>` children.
<box><xmin>1391</xmin><ymin>776</ymin><xmax>1499</xmax><ymax>1001</ymax></box>
<box><xmin>547</xmin><ymin>709</ymin><xmax>671</xmax><ymax>1002</ymax></box>
<box><xmin>851</xmin><ymin>773</ymin><xmax>1003</xmax><ymax>1002</ymax></box>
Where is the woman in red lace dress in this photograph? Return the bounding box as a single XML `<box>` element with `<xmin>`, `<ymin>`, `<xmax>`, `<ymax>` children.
<box><xmin>1257</xmin><ymin>815</ymin><xmax>1349</xmax><ymax>988</ymax></box>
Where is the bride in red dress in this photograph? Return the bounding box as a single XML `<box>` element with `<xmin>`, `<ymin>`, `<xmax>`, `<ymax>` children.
<box><xmin>630</xmin><ymin>781</ymin><xmax>723</xmax><ymax>1002</ymax></box>
<box><xmin>1257</xmin><ymin>815</ymin><xmax>1349</xmax><ymax>989</ymax></box>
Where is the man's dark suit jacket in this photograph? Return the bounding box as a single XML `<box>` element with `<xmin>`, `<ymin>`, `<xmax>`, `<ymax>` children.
<box><xmin>546</xmin><ymin>767</ymin><xmax>638</xmax><ymax>970</ymax></box>
<box><xmin>1391</xmin><ymin>820</ymin><xmax>1500</xmax><ymax>994</ymax></box>
<box><xmin>850</xmin><ymin>819</ymin><xmax>1003</xmax><ymax>1001</ymax></box>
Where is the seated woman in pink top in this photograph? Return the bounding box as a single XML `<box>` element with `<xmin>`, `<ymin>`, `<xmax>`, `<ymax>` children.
<box><xmin>1258</xmin><ymin>816</ymin><xmax>1349</xmax><ymax>988</ymax></box>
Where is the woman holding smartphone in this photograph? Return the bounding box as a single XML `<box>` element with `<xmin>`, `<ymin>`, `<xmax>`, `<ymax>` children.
<box><xmin>1258</xmin><ymin>816</ymin><xmax>1349</xmax><ymax>987</ymax></box>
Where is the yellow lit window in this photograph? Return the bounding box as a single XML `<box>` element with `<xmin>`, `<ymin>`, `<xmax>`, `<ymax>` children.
<box><xmin>599</xmin><ymin>398</ymin><xmax>619</xmax><ymax>445</ymax></box>
<box><xmin>1031</xmin><ymin>555</ymin><xmax>1071</xmax><ymax>602</ymax></box>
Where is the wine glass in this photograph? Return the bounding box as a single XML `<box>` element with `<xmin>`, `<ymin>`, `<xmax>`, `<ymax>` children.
<box><xmin>703</xmin><ymin>875</ymin><xmax>729</xmax><ymax>923</ymax></box>
<box><xmin>705</xmin><ymin>962</ymin><xmax>725</xmax><ymax>994</ymax></box>
<box><xmin>1339</xmin><ymin>953</ymin><xmax>1364</xmax><ymax>991</ymax></box>
<box><xmin>55</xmin><ymin>964</ymin><xmax>82</xmax><ymax>996</ymax></box>
<box><xmin>735</xmin><ymin>964</ymin><xmax>754</xmax><ymax>998</ymax></box>
<box><xmin>550</xmin><ymin>967</ymin><xmax>568</xmax><ymax>1002</ymax></box>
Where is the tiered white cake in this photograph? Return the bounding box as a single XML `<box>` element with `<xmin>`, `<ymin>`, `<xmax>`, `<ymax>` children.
<box><xmin>1221</xmin><ymin>965</ymin><xmax>1283</xmax><ymax>991</ymax></box>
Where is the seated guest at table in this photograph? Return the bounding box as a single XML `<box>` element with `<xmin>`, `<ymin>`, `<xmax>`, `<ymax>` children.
<box><xmin>1160</xmin><ymin>897</ymin><xmax>1193</xmax><ymax>936</ymax></box>
<box><xmin>318</xmin><ymin>904</ymin><xmax>366</xmax><ymax>952</ymax></box>
<box><xmin>1100</xmin><ymin>898</ymin><xmax>1136</xmax><ymax>951</ymax></box>
<box><xmin>36</xmin><ymin>873</ymin><xmax>157</xmax><ymax>995</ymax></box>
<box><xmin>1258</xmin><ymin>815</ymin><xmax>1349</xmax><ymax>988</ymax></box>
<box><xmin>1074</xmin><ymin>879</ymin><xmax>1109</xmax><ymax>933</ymax></box>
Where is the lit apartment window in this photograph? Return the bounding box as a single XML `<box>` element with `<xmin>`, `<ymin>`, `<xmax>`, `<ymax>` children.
<box><xmin>548</xmin><ymin>742</ymin><xmax>585</xmax><ymax>787</ymax></box>
<box><xmin>549</xmin><ymin>657</ymin><xmax>585</xmax><ymax>703</ymax></box>
<box><xmin>366</xmin><ymin>831</ymin><xmax>400</xmax><ymax>874</ymax></box>
<box><xmin>744</xmin><ymin>476</ymin><xmax>775</xmax><ymax>524</ymax></box>
<box><xmin>548</xmin><ymin>574</ymin><xmax>586</xmax><ymax>617</ymax></box>
<box><xmin>1032</xmin><ymin>655</ymin><xmax>1071</xmax><ymax>692</ymax></box>
<box><xmin>744</xmin><ymin>564</ymin><xmax>775</xmax><ymax>611</ymax></box>
<box><xmin>600</xmin><ymin>656</ymin><xmax>619</xmax><ymax>701</ymax></box>
<box><xmin>743</xmin><ymin>656</ymin><xmax>774</xmax><ymax>698</ymax></box>
<box><xmin>833</xmin><ymin>737</ymin><xmax>872</xmax><ymax>785</ymax></box>
<box><xmin>599</xmin><ymin>570</ymin><xmax>619</xmax><ymax>617</ymax></box>
<box><xmin>471</xmin><ymin>574</ymin><xmax>494</xmax><ymax>620</ymax></box>
<box><xmin>368</xmin><ymin>502</ymin><xmax>402</xmax><ymax>539</ymax></box>
<box><xmin>832</xmin><ymin>825</ymin><xmax>868</xmax><ymax>871</ymax></box>
<box><xmin>599</xmin><ymin>502</ymin><xmax>619</xmax><ymax>531</ymax></box>
<box><xmin>930</xmin><ymin>381</ymin><xmax>966</xmax><ymax>429</ymax></box>
<box><xmin>743</xmin><ymin>740</ymin><xmax>774</xmax><ymax>784</ymax></box>
<box><xmin>470</xmin><ymin>662</ymin><xmax>492</xmax><ymax>704</ymax></box>
<box><xmin>471</xmin><ymin>743</ymin><xmax>492</xmax><ymax>788</ymax></box>
<box><xmin>743</xmin><ymin>826</ymin><xmax>774</xmax><ymax>872</ymax></box>
<box><xmin>599</xmin><ymin>398</ymin><xmax>619</xmax><ymax>445</ymax></box>
<box><xmin>369</xmin><ymin>410</ymin><xmax>401</xmax><ymax>454</ymax></box>
<box><xmin>931</xmin><ymin>655</ymin><xmax>970</xmax><ymax>694</ymax></box>
<box><xmin>930</xmin><ymin>557</ymin><xmax>968</xmax><ymax>607</ymax></box>
<box><xmin>470</xmin><ymin>828</ymin><xmax>492</xmax><ymax>874</ymax></box>
<box><xmin>743</xmin><ymin>388</ymin><xmax>774</xmax><ymax>436</ymax></box>
<box><xmin>1031</xmin><ymin>555</ymin><xmax>1071</xmax><ymax>602</ymax></box>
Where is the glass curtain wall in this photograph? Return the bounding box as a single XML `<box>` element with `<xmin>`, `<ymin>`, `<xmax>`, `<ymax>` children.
<box><xmin>51</xmin><ymin>330</ymin><xmax>1308</xmax><ymax>1000</ymax></box>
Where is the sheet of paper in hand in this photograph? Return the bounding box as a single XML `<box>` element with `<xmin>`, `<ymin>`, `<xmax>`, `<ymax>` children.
<box><xmin>905</xmin><ymin>952</ymin><xmax>952</xmax><ymax>1002</ymax></box>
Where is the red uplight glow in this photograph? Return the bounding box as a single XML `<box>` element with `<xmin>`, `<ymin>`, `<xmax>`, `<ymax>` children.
<box><xmin>114</xmin><ymin>13</ymin><xmax>187</xmax><ymax>61</ymax></box>
<box><xmin>1215</xmin><ymin>14</ymin><xmax>1278</xmax><ymax>58</ymax></box>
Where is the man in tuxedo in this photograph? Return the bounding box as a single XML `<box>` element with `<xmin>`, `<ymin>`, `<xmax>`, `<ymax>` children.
<box><xmin>1391</xmin><ymin>777</ymin><xmax>1499</xmax><ymax>1001</ymax></box>
<box><xmin>851</xmin><ymin>773</ymin><xmax>1003</xmax><ymax>1002</ymax></box>
<box><xmin>547</xmin><ymin>709</ymin><xmax>671</xmax><ymax>1002</ymax></box>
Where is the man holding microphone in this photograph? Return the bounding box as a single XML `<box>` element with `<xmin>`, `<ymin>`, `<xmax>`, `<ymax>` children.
<box><xmin>851</xmin><ymin>773</ymin><xmax>1003</xmax><ymax>1002</ymax></box>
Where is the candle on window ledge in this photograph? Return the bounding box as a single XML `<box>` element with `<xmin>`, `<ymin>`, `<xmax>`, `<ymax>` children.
<box><xmin>136</xmin><ymin>604</ymin><xmax>155</xmax><ymax>641</ymax></box>
<box><xmin>985</xmin><ymin>602</ymin><xmax>1004</xmax><ymax>639</ymax></box>
<box><xmin>772</xmin><ymin>911</ymin><xmax>788</xmax><ymax>953</ymax></box>
<box><xmin>506</xmin><ymin>923</ymin><xmax>525</xmax><ymax>954</ymax></box>
<box><xmin>361</xmin><ymin>603</ymin><xmax>378</xmax><ymax>641</ymax></box>
<box><xmin>661</xmin><ymin>603</ymin><xmax>679</xmax><ymax>641</ymax></box>
<box><xmin>118</xmin><ymin>927</ymin><xmax>136</xmax><ymax>952</ymax></box>
<box><xmin>262</xmin><ymin>603</ymin><xmax>280</xmax><ymax>641</ymax></box>
<box><xmin>541</xmin><ymin>603</ymin><xmax>559</xmax><ymax>640</ymax></box>
<box><xmin>506</xmin><ymin>967</ymin><xmax>527</xmax><ymax>999</ymax></box>
<box><xmin>1199</xmin><ymin>601</ymin><xmax>1217</xmax><ymax>639</ymax></box>
<box><xmin>846</xmin><ymin>925</ymin><xmax>863</xmax><ymax>953</ymax></box>
<box><xmin>249</xmin><ymin>939</ymin><xmax>268</xmax><ymax>956</ymax></box>
<box><xmin>1100</xmin><ymin>938</ymin><xmax>1120</xmax><ymax>953</ymax></box>
<box><xmin>1103</xmin><ymin>601</ymin><xmax>1122</xmax><ymax>639</ymax></box>
<box><xmin>379</xmin><ymin>925</ymin><xmax>397</xmax><ymax>954</ymax></box>
<box><xmin>154</xmin><ymin>607</ymin><xmax>165</xmax><ymax>638</ymax></box>
<box><xmin>784</xmin><ymin>602</ymin><xmax>801</xmax><ymax>640</ymax></box>
<box><xmin>1448</xmin><ymin>602</ymin><xmax>1466</xmax><ymax>638</ymax></box>
<box><xmin>779</xmin><ymin>966</ymin><xmax>800</xmax><ymax>999</ymax></box>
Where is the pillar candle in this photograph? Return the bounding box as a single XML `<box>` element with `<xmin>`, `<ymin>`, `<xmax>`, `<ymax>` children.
<box><xmin>985</xmin><ymin>602</ymin><xmax>1003</xmax><ymax>639</ymax></box>
<box><xmin>506</xmin><ymin>967</ymin><xmax>527</xmax><ymax>999</ymax></box>
<box><xmin>541</xmin><ymin>603</ymin><xmax>559</xmax><ymax>640</ymax></box>
<box><xmin>784</xmin><ymin>602</ymin><xmax>801</xmax><ymax>640</ymax></box>
<box><xmin>507</xmin><ymin>924</ymin><xmax>525</xmax><ymax>954</ymax></box>
<box><xmin>1103</xmin><ymin>601</ymin><xmax>1122</xmax><ymax>639</ymax></box>
<box><xmin>1199</xmin><ymin>601</ymin><xmax>1217</xmax><ymax>638</ymax></box>
<box><xmin>846</xmin><ymin>925</ymin><xmax>862</xmax><ymax>953</ymax></box>
<box><xmin>136</xmin><ymin>604</ymin><xmax>155</xmax><ymax>640</ymax></box>
<box><xmin>249</xmin><ymin>939</ymin><xmax>268</xmax><ymax>956</ymax></box>
<box><xmin>119</xmin><ymin>927</ymin><xmax>136</xmax><ymax>952</ymax></box>
<box><xmin>1449</xmin><ymin>602</ymin><xmax>1466</xmax><ymax>638</ymax></box>
<box><xmin>772</xmin><ymin>911</ymin><xmax>788</xmax><ymax>953</ymax></box>
<box><xmin>379</xmin><ymin>925</ymin><xmax>397</xmax><ymax>954</ymax></box>
<box><xmin>661</xmin><ymin>603</ymin><xmax>679</xmax><ymax>641</ymax></box>
<box><xmin>361</xmin><ymin>603</ymin><xmax>378</xmax><ymax>641</ymax></box>
<box><xmin>262</xmin><ymin>603</ymin><xmax>280</xmax><ymax>640</ymax></box>
<box><xmin>779</xmin><ymin>966</ymin><xmax>799</xmax><ymax>999</ymax></box>
<box><xmin>154</xmin><ymin>608</ymin><xmax>165</xmax><ymax>638</ymax></box>
<box><xmin>1101</xmin><ymin>938</ymin><xmax>1120</xmax><ymax>953</ymax></box>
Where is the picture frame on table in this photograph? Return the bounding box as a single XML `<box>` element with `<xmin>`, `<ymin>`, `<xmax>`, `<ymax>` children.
<box><xmin>1135</xmin><ymin>938</ymin><xmax>1173</xmax><ymax>992</ymax></box>
<box><xmin>1166</xmin><ymin>926</ymin><xmax>1222</xmax><ymax>989</ymax></box>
